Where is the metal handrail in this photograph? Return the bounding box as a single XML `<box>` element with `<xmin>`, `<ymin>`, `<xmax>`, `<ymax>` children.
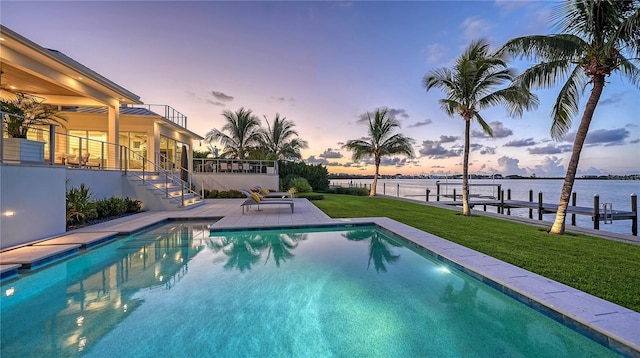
<box><xmin>124</xmin><ymin>148</ymin><xmax>203</xmax><ymax>207</ymax></box>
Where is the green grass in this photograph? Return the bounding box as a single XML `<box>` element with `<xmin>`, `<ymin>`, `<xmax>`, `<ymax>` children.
<box><xmin>312</xmin><ymin>194</ymin><xmax>640</xmax><ymax>312</ymax></box>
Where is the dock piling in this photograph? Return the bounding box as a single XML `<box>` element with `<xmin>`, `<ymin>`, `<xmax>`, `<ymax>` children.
<box><xmin>594</xmin><ymin>195</ymin><xmax>600</xmax><ymax>230</ymax></box>
<box><xmin>528</xmin><ymin>190</ymin><xmax>533</xmax><ymax>219</ymax></box>
<box><xmin>571</xmin><ymin>192</ymin><xmax>577</xmax><ymax>226</ymax></box>
<box><xmin>631</xmin><ymin>194</ymin><xmax>637</xmax><ymax>236</ymax></box>
<box><xmin>538</xmin><ymin>192</ymin><xmax>543</xmax><ymax>221</ymax></box>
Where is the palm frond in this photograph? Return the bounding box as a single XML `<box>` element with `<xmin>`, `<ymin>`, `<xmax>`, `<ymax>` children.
<box><xmin>550</xmin><ymin>66</ymin><xmax>587</xmax><ymax>140</ymax></box>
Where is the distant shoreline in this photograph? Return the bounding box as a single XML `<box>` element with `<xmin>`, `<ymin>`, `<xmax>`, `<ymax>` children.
<box><xmin>329</xmin><ymin>175</ymin><xmax>640</xmax><ymax>181</ymax></box>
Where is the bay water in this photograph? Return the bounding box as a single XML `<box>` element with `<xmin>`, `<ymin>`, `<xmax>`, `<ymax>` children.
<box><xmin>330</xmin><ymin>178</ymin><xmax>640</xmax><ymax>236</ymax></box>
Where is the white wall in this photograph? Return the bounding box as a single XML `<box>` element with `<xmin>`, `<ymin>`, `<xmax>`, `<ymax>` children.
<box><xmin>66</xmin><ymin>169</ymin><xmax>125</xmax><ymax>200</ymax></box>
<box><xmin>1</xmin><ymin>165</ymin><xmax>66</xmax><ymax>249</ymax></box>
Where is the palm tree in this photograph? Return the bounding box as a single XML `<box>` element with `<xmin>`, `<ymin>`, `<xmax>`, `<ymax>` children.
<box><xmin>260</xmin><ymin>113</ymin><xmax>309</xmax><ymax>160</ymax></box>
<box><xmin>343</xmin><ymin>108</ymin><xmax>415</xmax><ymax>196</ymax></box>
<box><xmin>423</xmin><ymin>39</ymin><xmax>539</xmax><ymax>216</ymax></box>
<box><xmin>204</xmin><ymin>107</ymin><xmax>262</xmax><ymax>159</ymax></box>
<box><xmin>499</xmin><ymin>0</ymin><xmax>640</xmax><ymax>234</ymax></box>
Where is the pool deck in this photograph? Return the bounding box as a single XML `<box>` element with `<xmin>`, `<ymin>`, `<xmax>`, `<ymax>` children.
<box><xmin>0</xmin><ymin>198</ymin><xmax>638</xmax><ymax>356</ymax></box>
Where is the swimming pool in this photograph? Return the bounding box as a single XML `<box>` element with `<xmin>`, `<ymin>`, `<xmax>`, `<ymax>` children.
<box><xmin>0</xmin><ymin>221</ymin><xmax>621</xmax><ymax>357</ymax></box>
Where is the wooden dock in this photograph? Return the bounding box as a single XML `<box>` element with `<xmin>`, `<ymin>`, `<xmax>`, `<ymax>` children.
<box><xmin>433</xmin><ymin>194</ymin><xmax>637</xmax><ymax>236</ymax></box>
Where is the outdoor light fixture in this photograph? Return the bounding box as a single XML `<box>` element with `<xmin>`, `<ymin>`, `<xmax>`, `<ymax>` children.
<box><xmin>3</xmin><ymin>211</ymin><xmax>15</xmax><ymax>217</ymax></box>
<box><xmin>5</xmin><ymin>287</ymin><xmax>15</xmax><ymax>296</ymax></box>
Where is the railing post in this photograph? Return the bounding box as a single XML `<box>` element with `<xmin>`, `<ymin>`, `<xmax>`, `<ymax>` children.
<box><xmin>0</xmin><ymin>112</ymin><xmax>4</xmax><ymax>163</ymax></box>
<box><xmin>507</xmin><ymin>189</ymin><xmax>511</xmax><ymax>215</ymax></box>
<box><xmin>500</xmin><ymin>190</ymin><xmax>504</xmax><ymax>214</ymax></box>
<box><xmin>78</xmin><ymin>139</ymin><xmax>83</xmax><ymax>166</ymax></box>
<box><xmin>181</xmin><ymin>182</ymin><xmax>185</xmax><ymax>207</ymax></box>
<box><xmin>383</xmin><ymin>183</ymin><xmax>386</xmax><ymax>195</ymax></box>
<box><xmin>631</xmin><ymin>194</ymin><xmax>637</xmax><ymax>236</ymax></box>
<box><xmin>142</xmin><ymin>157</ymin><xmax>146</xmax><ymax>182</ymax></box>
<box><xmin>453</xmin><ymin>189</ymin><xmax>457</xmax><ymax>201</ymax></box>
<box><xmin>101</xmin><ymin>142</ymin><xmax>105</xmax><ymax>170</ymax></box>
<box><xmin>571</xmin><ymin>192</ymin><xmax>577</xmax><ymax>226</ymax></box>
<box><xmin>397</xmin><ymin>183</ymin><xmax>399</xmax><ymax>197</ymax></box>
<box><xmin>48</xmin><ymin>124</ymin><xmax>56</xmax><ymax>165</ymax></box>
<box><xmin>528</xmin><ymin>190</ymin><xmax>533</xmax><ymax>219</ymax></box>
<box><xmin>426</xmin><ymin>189</ymin><xmax>430</xmax><ymax>202</ymax></box>
<box><xmin>436</xmin><ymin>182</ymin><xmax>440</xmax><ymax>201</ymax></box>
<box><xmin>593</xmin><ymin>194</ymin><xmax>600</xmax><ymax>230</ymax></box>
<box><xmin>538</xmin><ymin>192</ymin><xmax>543</xmax><ymax>221</ymax></box>
<box><xmin>165</xmin><ymin>172</ymin><xmax>169</xmax><ymax>198</ymax></box>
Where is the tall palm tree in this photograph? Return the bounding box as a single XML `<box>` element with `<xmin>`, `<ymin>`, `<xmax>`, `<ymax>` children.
<box><xmin>260</xmin><ymin>113</ymin><xmax>309</xmax><ymax>160</ymax></box>
<box><xmin>499</xmin><ymin>0</ymin><xmax>640</xmax><ymax>234</ymax></box>
<box><xmin>204</xmin><ymin>107</ymin><xmax>262</xmax><ymax>159</ymax></box>
<box><xmin>343</xmin><ymin>108</ymin><xmax>414</xmax><ymax>197</ymax></box>
<box><xmin>423</xmin><ymin>39</ymin><xmax>539</xmax><ymax>216</ymax></box>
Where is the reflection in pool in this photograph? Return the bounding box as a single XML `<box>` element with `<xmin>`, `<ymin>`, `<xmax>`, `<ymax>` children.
<box><xmin>0</xmin><ymin>222</ymin><xmax>619</xmax><ymax>357</ymax></box>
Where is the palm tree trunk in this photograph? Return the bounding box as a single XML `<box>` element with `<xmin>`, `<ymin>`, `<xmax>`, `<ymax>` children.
<box><xmin>549</xmin><ymin>75</ymin><xmax>605</xmax><ymax>234</ymax></box>
<box><xmin>462</xmin><ymin>119</ymin><xmax>471</xmax><ymax>216</ymax></box>
<box><xmin>371</xmin><ymin>162</ymin><xmax>379</xmax><ymax>196</ymax></box>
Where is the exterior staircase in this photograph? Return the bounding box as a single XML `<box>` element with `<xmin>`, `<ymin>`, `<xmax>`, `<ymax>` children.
<box><xmin>125</xmin><ymin>172</ymin><xmax>205</xmax><ymax>211</ymax></box>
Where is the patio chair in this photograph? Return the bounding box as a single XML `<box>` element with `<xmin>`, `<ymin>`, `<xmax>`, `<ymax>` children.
<box><xmin>240</xmin><ymin>190</ymin><xmax>294</xmax><ymax>214</ymax></box>
<box><xmin>254</xmin><ymin>186</ymin><xmax>293</xmax><ymax>199</ymax></box>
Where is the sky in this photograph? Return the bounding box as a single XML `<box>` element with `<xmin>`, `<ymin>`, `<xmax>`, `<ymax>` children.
<box><xmin>2</xmin><ymin>0</ymin><xmax>639</xmax><ymax>177</ymax></box>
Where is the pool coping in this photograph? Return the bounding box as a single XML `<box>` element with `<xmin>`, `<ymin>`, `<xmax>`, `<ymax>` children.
<box><xmin>210</xmin><ymin>217</ymin><xmax>640</xmax><ymax>357</ymax></box>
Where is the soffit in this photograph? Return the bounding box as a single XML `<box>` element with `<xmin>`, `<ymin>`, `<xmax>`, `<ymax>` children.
<box><xmin>1</xmin><ymin>62</ymin><xmax>78</xmax><ymax>96</ymax></box>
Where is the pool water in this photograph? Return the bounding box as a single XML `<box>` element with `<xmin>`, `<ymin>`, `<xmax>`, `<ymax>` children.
<box><xmin>0</xmin><ymin>221</ymin><xmax>619</xmax><ymax>357</ymax></box>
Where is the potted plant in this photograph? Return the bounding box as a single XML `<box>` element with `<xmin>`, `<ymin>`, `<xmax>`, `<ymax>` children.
<box><xmin>1</xmin><ymin>92</ymin><xmax>65</xmax><ymax>162</ymax></box>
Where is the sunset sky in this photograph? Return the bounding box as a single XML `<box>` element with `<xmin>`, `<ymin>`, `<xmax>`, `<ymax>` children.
<box><xmin>2</xmin><ymin>1</ymin><xmax>639</xmax><ymax>176</ymax></box>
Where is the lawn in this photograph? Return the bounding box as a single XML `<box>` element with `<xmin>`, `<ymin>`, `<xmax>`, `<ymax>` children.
<box><xmin>312</xmin><ymin>193</ymin><xmax>640</xmax><ymax>313</ymax></box>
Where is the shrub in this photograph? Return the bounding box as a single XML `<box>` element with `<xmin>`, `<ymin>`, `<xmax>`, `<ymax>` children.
<box><xmin>288</xmin><ymin>177</ymin><xmax>312</xmax><ymax>193</ymax></box>
<box><xmin>278</xmin><ymin>161</ymin><xmax>329</xmax><ymax>192</ymax></box>
<box><xmin>124</xmin><ymin>197</ymin><xmax>142</xmax><ymax>212</ymax></box>
<box><xmin>296</xmin><ymin>193</ymin><xmax>324</xmax><ymax>200</ymax></box>
<box><xmin>328</xmin><ymin>187</ymin><xmax>370</xmax><ymax>196</ymax></box>
<box><xmin>66</xmin><ymin>183</ymin><xmax>97</xmax><ymax>226</ymax></box>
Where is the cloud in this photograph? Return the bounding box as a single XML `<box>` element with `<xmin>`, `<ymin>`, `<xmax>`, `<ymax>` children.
<box><xmin>380</xmin><ymin>157</ymin><xmax>409</xmax><ymax>167</ymax></box>
<box><xmin>270</xmin><ymin>96</ymin><xmax>295</xmax><ymax>103</ymax></box>
<box><xmin>528</xmin><ymin>144</ymin><xmax>572</xmax><ymax>155</ymax></box>
<box><xmin>471</xmin><ymin>121</ymin><xmax>513</xmax><ymax>139</ymax></box>
<box><xmin>497</xmin><ymin>156</ymin><xmax>527</xmax><ymax>175</ymax></box>
<box><xmin>408</xmin><ymin>119</ymin><xmax>432</xmax><ymax>128</ymax></box>
<box><xmin>206</xmin><ymin>100</ymin><xmax>226</xmax><ymax>107</ymax></box>
<box><xmin>504</xmin><ymin>138</ymin><xmax>536</xmax><ymax>147</ymax></box>
<box><xmin>461</xmin><ymin>16</ymin><xmax>492</xmax><ymax>41</ymax></box>
<box><xmin>480</xmin><ymin>146</ymin><xmax>497</xmax><ymax>155</ymax></box>
<box><xmin>319</xmin><ymin>148</ymin><xmax>343</xmax><ymax>159</ymax></box>
<box><xmin>598</xmin><ymin>93</ymin><xmax>624</xmax><ymax>106</ymax></box>
<box><xmin>418</xmin><ymin>140</ymin><xmax>461</xmax><ymax>159</ymax></box>
<box><xmin>439</xmin><ymin>135</ymin><xmax>459</xmax><ymax>143</ymax></box>
<box><xmin>187</xmin><ymin>91</ymin><xmax>225</xmax><ymax>106</ymax></box>
<box><xmin>305</xmin><ymin>156</ymin><xmax>328</xmax><ymax>165</ymax></box>
<box><xmin>424</xmin><ymin>43</ymin><xmax>448</xmax><ymax>64</ymax></box>
<box><xmin>357</xmin><ymin>107</ymin><xmax>409</xmax><ymax>124</ymax></box>
<box><xmin>387</xmin><ymin>108</ymin><xmax>409</xmax><ymax>119</ymax></box>
<box><xmin>563</xmin><ymin>128</ymin><xmax>629</xmax><ymax>146</ymax></box>
<box><xmin>528</xmin><ymin>156</ymin><xmax>566</xmax><ymax>177</ymax></box>
<box><xmin>210</xmin><ymin>90</ymin><xmax>234</xmax><ymax>102</ymax></box>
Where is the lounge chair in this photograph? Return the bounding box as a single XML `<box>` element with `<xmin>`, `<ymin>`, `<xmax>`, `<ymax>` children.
<box><xmin>240</xmin><ymin>190</ymin><xmax>294</xmax><ymax>214</ymax></box>
<box><xmin>253</xmin><ymin>186</ymin><xmax>293</xmax><ymax>198</ymax></box>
